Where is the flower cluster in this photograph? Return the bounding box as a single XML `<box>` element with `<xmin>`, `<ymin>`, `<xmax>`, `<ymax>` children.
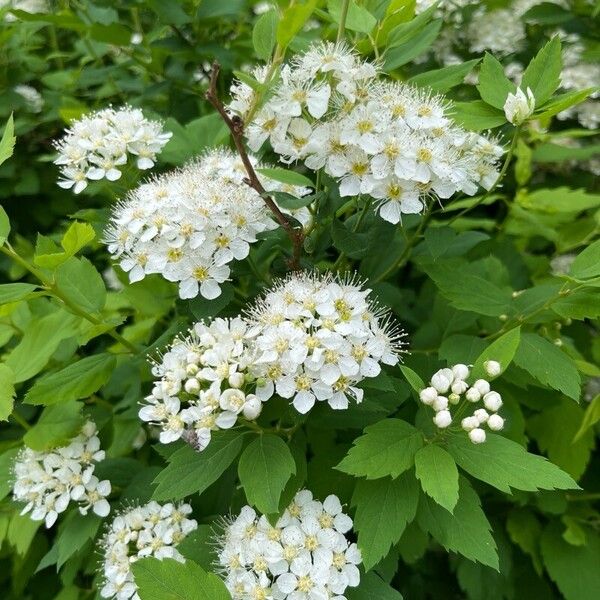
<box><xmin>99</xmin><ymin>501</ymin><xmax>197</xmax><ymax>600</ymax></box>
<box><xmin>419</xmin><ymin>362</ymin><xmax>505</xmax><ymax>444</ymax></box>
<box><xmin>12</xmin><ymin>421</ymin><xmax>111</xmax><ymax>528</ymax></box>
<box><xmin>140</xmin><ymin>317</ymin><xmax>263</xmax><ymax>451</ymax></box>
<box><xmin>229</xmin><ymin>42</ymin><xmax>503</xmax><ymax>224</ymax></box>
<box><xmin>14</xmin><ymin>84</ymin><xmax>44</xmax><ymax>113</ymax></box>
<box><xmin>104</xmin><ymin>148</ymin><xmax>312</xmax><ymax>300</ymax></box>
<box><xmin>216</xmin><ymin>490</ymin><xmax>361</xmax><ymax>600</ymax></box>
<box><xmin>54</xmin><ymin>106</ymin><xmax>171</xmax><ymax>194</ymax></box>
<box><xmin>247</xmin><ymin>272</ymin><xmax>405</xmax><ymax>414</ymax></box>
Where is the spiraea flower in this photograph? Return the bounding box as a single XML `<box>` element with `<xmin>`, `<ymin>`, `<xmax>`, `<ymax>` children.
<box><xmin>467</xmin><ymin>8</ymin><xmax>526</xmax><ymax>56</ymax></box>
<box><xmin>53</xmin><ymin>106</ymin><xmax>172</xmax><ymax>194</ymax></box>
<box><xmin>504</xmin><ymin>87</ymin><xmax>536</xmax><ymax>125</ymax></box>
<box><xmin>12</xmin><ymin>421</ymin><xmax>111</xmax><ymax>528</ymax></box>
<box><xmin>246</xmin><ymin>272</ymin><xmax>406</xmax><ymax>414</ymax></box>
<box><xmin>140</xmin><ymin>317</ymin><xmax>265</xmax><ymax>451</ymax></box>
<box><xmin>419</xmin><ymin>363</ymin><xmax>505</xmax><ymax>444</ymax></box>
<box><xmin>229</xmin><ymin>42</ymin><xmax>503</xmax><ymax>225</ymax></box>
<box><xmin>99</xmin><ymin>501</ymin><xmax>197</xmax><ymax>600</ymax></box>
<box><xmin>104</xmin><ymin>148</ymin><xmax>309</xmax><ymax>300</ymax></box>
<box><xmin>216</xmin><ymin>490</ymin><xmax>361</xmax><ymax>600</ymax></box>
<box><xmin>14</xmin><ymin>84</ymin><xmax>44</xmax><ymax>113</ymax></box>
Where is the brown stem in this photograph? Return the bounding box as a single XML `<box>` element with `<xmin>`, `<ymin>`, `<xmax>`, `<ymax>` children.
<box><xmin>205</xmin><ymin>61</ymin><xmax>304</xmax><ymax>270</ymax></box>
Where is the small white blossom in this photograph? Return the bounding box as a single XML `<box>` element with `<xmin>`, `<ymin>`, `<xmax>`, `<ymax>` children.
<box><xmin>504</xmin><ymin>87</ymin><xmax>536</xmax><ymax>125</ymax></box>
<box><xmin>469</xmin><ymin>428</ymin><xmax>487</xmax><ymax>444</ymax></box>
<box><xmin>483</xmin><ymin>360</ymin><xmax>502</xmax><ymax>377</ymax></box>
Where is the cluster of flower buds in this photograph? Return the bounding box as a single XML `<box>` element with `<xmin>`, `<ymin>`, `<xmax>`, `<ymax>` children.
<box><xmin>104</xmin><ymin>148</ymin><xmax>310</xmax><ymax>300</ymax></box>
<box><xmin>216</xmin><ymin>490</ymin><xmax>361</xmax><ymax>600</ymax></box>
<box><xmin>54</xmin><ymin>106</ymin><xmax>172</xmax><ymax>194</ymax></box>
<box><xmin>140</xmin><ymin>317</ymin><xmax>264</xmax><ymax>451</ymax></box>
<box><xmin>419</xmin><ymin>361</ymin><xmax>505</xmax><ymax>444</ymax></box>
<box><xmin>99</xmin><ymin>501</ymin><xmax>197</xmax><ymax>600</ymax></box>
<box><xmin>230</xmin><ymin>42</ymin><xmax>503</xmax><ymax>225</ymax></box>
<box><xmin>12</xmin><ymin>421</ymin><xmax>111</xmax><ymax>528</ymax></box>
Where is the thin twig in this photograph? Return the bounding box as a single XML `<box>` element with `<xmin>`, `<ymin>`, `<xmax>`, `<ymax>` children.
<box><xmin>205</xmin><ymin>62</ymin><xmax>304</xmax><ymax>269</ymax></box>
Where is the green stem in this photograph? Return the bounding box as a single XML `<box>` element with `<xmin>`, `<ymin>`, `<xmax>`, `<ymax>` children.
<box><xmin>11</xmin><ymin>411</ymin><xmax>31</xmax><ymax>431</ymax></box>
<box><xmin>336</xmin><ymin>0</ymin><xmax>351</xmax><ymax>43</ymax></box>
<box><xmin>447</xmin><ymin>126</ymin><xmax>521</xmax><ymax>225</ymax></box>
<box><xmin>0</xmin><ymin>245</ymin><xmax>139</xmax><ymax>354</ymax></box>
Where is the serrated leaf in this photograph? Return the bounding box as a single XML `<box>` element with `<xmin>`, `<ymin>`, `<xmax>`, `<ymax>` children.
<box><xmin>574</xmin><ymin>394</ymin><xmax>600</xmax><ymax>443</ymax></box>
<box><xmin>552</xmin><ymin>290</ymin><xmax>600</xmax><ymax>320</ymax></box>
<box><xmin>409</xmin><ymin>59</ymin><xmax>480</xmax><ymax>92</ymax></box>
<box><xmin>252</xmin><ymin>9</ymin><xmax>278</xmax><ymax>60</ymax></box>
<box><xmin>25</xmin><ymin>353</ymin><xmax>116</xmax><ymax>406</ymax></box>
<box><xmin>521</xmin><ymin>36</ymin><xmax>562</xmax><ymax>106</ymax></box>
<box><xmin>506</xmin><ymin>508</ymin><xmax>543</xmax><ymax>574</ymax></box>
<box><xmin>0</xmin><ymin>364</ymin><xmax>15</xmax><ymax>421</ymax></box>
<box><xmin>570</xmin><ymin>239</ymin><xmax>600</xmax><ymax>280</ymax></box>
<box><xmin>0</xmin><ymin>282</ymin><xmax>38</xmax><ymax>305</ymax></box>
<box><xmin>417</xmin><ymin>476</ymin><xmax>498</xmax><ymax>569</ymax></box>
<box><xmin>331</xmin><ymin>219</ymin><xmax>369</xmax><ymax>259</ymax></box>
<box><xmin>153</xmin><ymin>431</ymin><xmax>244</xmax><ymax>500</ymax></box>
<box><xmin>535</xmin><ymin>88</ymin><xmax>596</xmax><ymax>119</ymax></box>
<box><xmin>477</xmin><ymin>53</ymin><xmax>515</xmax><ymax>109</ymax></box>
<box><xmin>470</xmin><ymin>327</ymin><xmax>521</xmax><ymax>380</ymax></box>
<box><xmin>336</xmin><ymin>419</ymin><xmax>424</xmax><ymax>479</ymax></box>
<box><xmin>451</xmin><ymin>100</ymin><xmax>506</xmax><ymax>131</ymax></box>
<box><xmin>327</xmin><ymin>0</ymin><xmax>377</xmax><ymax>34</ymax></box>
<box><xmin>352</xmin><ymin>472</ymin><xmax>419</xmax><ymax>570</ymax></box>
<box><xmin>132</xmin><ymin>557</ymin><xmax>230</xmax><ymax>600</ymax></box>
<box><xmin>400</xmin><ymin>365</ymin><xmax>425</xmax><ymax>392</ymax></box>
<box><xmin>384</xmin><ymin>19</ymin><xmax>442</xmax><ymax>70</ymax></box>
<box><xmin>55</xmin><ymin>257</ymin><xmax>106</xmax><ymax>313</ymax></box>
<box><xmin>447</xmin><ymin>433</ymin><xmax>578</xmax><ymax>493</ymax></box>
<box><xmin>277</xmin><ymin>0</ymin><xmax>318</xmax><ymax>48</ymax></box>
<box><xmin>23</xmin><ymin>402</ymin><xmax>83</xmax><ymax>451</ymax></box>
<box><xmin>0</xmin><ymin>206</ymin><xmax>10</xmax><ymax>245</ymax></box>
<box><xmin>0</xmin><ymin>114</ymin><xmax>16</xmax><ymax>167</ymax></box>
<box><xmin>347</xmin><ymin>571</ymin><xmax>403</xmax><ymax>599</ymax></box>
<box><xmin>56</xmin><ymin>511</ymin><xmax>102</xmax><ymax>569</ymax></box>
<box><xmin>257</xmin><ymin>167</ymin><xmax>314</xmax><ymax>188</ymax></box>
<box><xmin>238</xmin><ymin>434</ymin><xmax>296</xmax><ymax>515</ymax></box>
<box><xmin>414</xmin><ymin>444</ymin><xmax>458</xmax><ymax>513</ymax></box>
<box><xmin>514</xmin><ymin>333</ymin><xmax>580</xmax><ymax>400</ymax></box>
<box><xmin>60</xmin><ymin>221</ymin><xmax>95</xmax><ymax>255</ymax></box>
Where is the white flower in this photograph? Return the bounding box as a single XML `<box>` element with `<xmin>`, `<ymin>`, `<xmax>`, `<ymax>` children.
<box><xmin>54</xmin><ymin>106</ymin><xmax>172</xmax><ymax>194</ymax></box>
<box><xmin>419</xmin><ymin>387</ymin><xmax>438</xmax><ymax>405</ymax></box>
<box><xmin>487</xmin><ymin>414</ymin><xmax>505</xmax><ymax>431</ymax></box>
<box><xmin>12</xmin><ymin>421</ymin><xmax>111</xmax><ymax>528</ymax></box>
<box><xmin>99</xmin><ymin>502</ymin><xmax>197</xmax><ymax>600</ymax></box>
<box><xmin>216</xmin><ymin>490</ymin><xmax>361</xmax><ymax>600</ymax></box>
<box><xmin>483</xmin><ymin>391</ymin><xmax>503</xmax><ymax>412</ymax></box>
<box><xmin>503</xmin><ymin>87</ymin><xmax>536</xmax><ymax>125</ymax></box>
<box><xmin>469</xmin><ymin>428</ymin><xmax>487</xmax><ymax>444</ymax></box>
<box><xmin>484</xmin><ymin>360</ymin><xmax>502</xmax><ymax>377</ymax></box>
<box><xmin>434</xmin><ymin>410</ymin><xmax>452</xmax><ymax>428</ymax></box>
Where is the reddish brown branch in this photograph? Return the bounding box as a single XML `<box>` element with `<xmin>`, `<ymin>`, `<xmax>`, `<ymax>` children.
<box><xmin>205</xmin><ymin>61</ymin><xmax>304</xmax><ymax>270</ymax></box>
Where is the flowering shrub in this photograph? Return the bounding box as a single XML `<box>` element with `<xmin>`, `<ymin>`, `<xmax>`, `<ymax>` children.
<box><xmin>0</xmin><ymin>2</ymin><xmax>599</xmax><ymax>600</ymax></box>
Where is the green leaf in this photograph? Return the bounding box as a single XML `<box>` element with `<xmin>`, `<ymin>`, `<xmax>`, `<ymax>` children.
<box><xmin>0</xmin><ymin>282</ymin><xmax>37</xmax><ymax>305</ymax></box>
<box><xmin>23</xmin><ymin>402</ymin><xmax>83</xmax><ymax>451</ymax></box>
<box><xmin>5</xmin><ymin>310</ymin><xmax>80</xmax><ymax>383</ymax></box>
<box><xmin>386</xmin><ymin>1</ymin><xmax>437</xmax><ymax>48</ymax></box>
<box><xmin>336</xmin><ymin>419</ymin><xmax>424</xmax><ymax>479</ymax></box>
<box><xmin>0</xmin><ymin>206</ymin><xmax>10</xmax><ymax>245</ymax></box>
<box><xmin>518</xmin><ymin>187</ymin><xmax>600</xmax><ymax>214</ymax></box>
<box><xmin>570</xmin><ymin>239</ymin><xmax>600</xmax><ymax>280</ymax></box>
<box><xmin>451</xmin><ymin>100</ymin><xmax>506</xmax><ymax>131</ymax></box>
<box><xmin>541</xmin><ymin>523</ymin><xmax>600</xmax><ymax>600</ymax></box>
<box><xmin>552</xmin><ymin>290</ymin><xmax>600</xmax><ymax>320</ymax></box>
<box><xmin>56</xmin><ymin>511</ymin><xmax>102</xmax><ymax>569</ymax></box>
<box><xmin>24</xmin><ymin>353</ymin><xmax>116</xmax><ymax>406</ymax></box>
<box><xmin>132</xmin><ymin>557</ymin><xmax>230</xmax><ymax>600</ymax></box>
<box><xmin>0</xmin><ymin>447</ymin><xmax>20</xmax><ymax>501</ymax></box>
<box><xmin>327</xmin><ymin>0</ymin><xmax>377</xmax><ymax>34</ymax></box>
<box><xmin>252</xmin><ymin>9</ymin><xmax>278</xmax><ymax>61</ymax></box>
<box><xmin>528</xmin><ymin>399</ymin><xmax>594</xmax><ymax>480</ymax></box>
<box><xmin>188</xmin><ymin>282</ymin><xmax>234</xmax><ymax>320</ymax></box>
<box><xmin>347</xmin><ymin>571</ymin><xmax>403</xmax><ymax>599</ymax></box>
<box><xmin>352</xmin><ymin>472</ymin><xmax>419</xmax><ymax>570</ymax></box>
<box><xmin>521</xmin><ymin>37</ymin><xmax>562</xmax><ymax>106</ymax></box>
<box><xmin>60</xmin><ymin>221</ymin><xmax>95</xmax><ymax>256</ymax></box>
<box><xmin>146</xmin><ymin>0</ymin><xmax>190</xmax><ymax>25</ymax></box>
<box><xmin>414</xmin><ymin>444</ymin><xmax>459</xmax><ymax>513</ymax></box>
<box><xmin>574</xmin><ymin>394</ymin><xmax>600</xmax><ymax>443</ymax></box>
<box><xmin>470</xmin><ymin>327</ymin><xmax>521</xmax><ymax>381</ymax></box>
<box><xmin>506</xmin><ymin>508</ymin><xmax>543</xmax><ymax>574</ymax></box>
<box><xmin>238</xmin><ymin>434</ymin><xmax>296</xmax><ymax>515</ymax></box>
<box><xmin>331</xmin><ymin>219</ymin><xmax>369</xmax><ymax>259</ymax></box>
<box><xmin>535</xmin><ymin>88</ymin><xmax>597</xmax><ymax>119</ymax></box>
<box><xmin>257</xmin><ymin>167</ymin><xmax>314</xmax><ymax>188</ymax></box>
<box><xmin>277</xmin><ymin>0</ymin><xmax>318</xmax><ymax>49</ymax></box>
<box><xmin>0</xmin><ymin>364</ymin><xmax>15</xmax><ymax>421</ymax></box>
<box><xmin>153</xmin><ymin>431</ymin><xmax>244</xmax><ymax>500</ymax></box>
<box><xmin>384</xmin><ymin>19</ymin><xmax>442</xmax><ymax>70</ymax></box>
<box><xmin>417</xmin><ymin>476</ymin><xmax>498</xmax><ymax>569</ymax></box>
<box><xmin>514</xmin><ymin>333</ymin><xmax>581</xmax><ymax>400</ymax></box>
<box><xmin>477</xmin><ymin>53</ymin><xmax>515</xmax><ymax>110</ymax></box>
<box><xmin>55</xmin><ymin>257</ymin><xmax>106</xmax><ymax>314</ymax></box>
<box><xmin>269</xmin><ymin>190</ymin><xmax>317</xmax><ymax>210</ymax></box>
<box><xmin>0</xmin><ymin>114</ymin><xmax>16</xmax><ymax>167</ymax></box>
<box><xmin>447</xmin><ymin>433</ymin><xmax>578</xmax><ymax>493</ymax></box>
<box><xmin>400</xmin><ymin>365</ymin><xmax>425</xmax><ymax>392</ymax></box>
<box><xmin>409</xmin><ymin>59</ymin><xmax>480</xmax><ymax>92</ymax></box>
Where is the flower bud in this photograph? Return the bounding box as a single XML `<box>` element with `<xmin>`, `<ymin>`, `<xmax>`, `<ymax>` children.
<box><xmin>431</xmin><ymin>372</ymin><xmax>451</xmax><ymax>394</ymax></box>
<box><xmin>228</xmin><ymin>372</ymin><xmax>245</xmax><ymax>389</ymax></box>
<box><xmin>473</xmin><ymin>408</ymin><xmax>489</xmax><ymax>424</ymax></box>
<box><xmin>184</xmin><ymin>378</ymin><xmax>200</xmax><ymax>395</ymax></box>
<box><xmin>465</xmin><ymin>387</ymin><xmax>481</xmax><ymax>403</ymax></box>
<box><xmin>186</xmin><ymin>351</ymin><xmax>201</xmax><ymax>364</ymax></box>
<box><xmin>242</xmin><ymin>395</ymin><xmax>262</xmax><ymax>420</ymax></box>
<box><xmin>452</xmin><ymin>364</ymin><xmax>470</xmax><ymax>381</ymax></box>
<box><xmin>469</xmin><ymin>428</ymin><xmax>486</xmax><ymax>444</ymax></box>
<box><xmin>186</xmin><ymin>363</ymin><xmax>199</xmax><ymax>376</ymax></box>
<box><xmin>419</xmin><ymin>387</ymin><xmax>438</xmax><ymax>405</ymax></box>
<box><xmin>487</xmin><ymin>414</ymin><xmax>505</xmax><ymax>431</ymax></box>
<box><xmin>433</xmin><ymin>396</ymin><xmax>449</xmax><ymax>412</ymax></box>
<box><xmin>472</xmin><ymin>379</ymin><xmax>491</xmax><ymax>396</ymax></box>
<box><xmin>483</xmin><ymin>391</ymin><xmax>503</xmax><ymax>412</ymax></box>
<box><xmin>451</xmin><ymin>380</ymin><xmax>468</xmax><ymax>395</ymax></box>
<box><xmin>449</xmin><ymin>393</ymin><xmax>461</xmax><ymax>405</ymax></box>
<box><xmin>461</xmin><ymin>416</ymin><xmax>479</xmax><ymax>431</ymax></box>
<box><xmin>503</xmin><ymin>86</ymin><xmax>535</xmax><ymax>125</ymax></box>
<box><xmin>484</xmin><ymin>360</ymin><xmax>501</xmax><ymax>378</ymax></box>
<box><xmin>434</xmin><ymin>410</ymin><xmax>452</xmax><ymax>429</ymax></box>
